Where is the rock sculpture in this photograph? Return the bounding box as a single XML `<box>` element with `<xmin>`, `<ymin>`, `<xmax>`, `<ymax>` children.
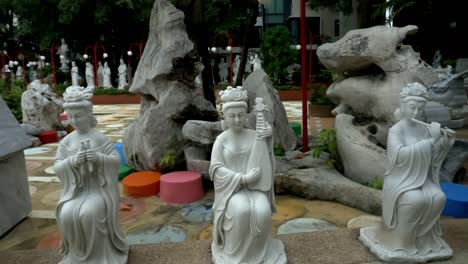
<box><xmin>360</xmin><ymin>83</ymin><xmax>455</xmax><ymax>263</ymax></box>
<box><xmin>218</xmin><ymin>58</ymin><xmax>228</xmax><ymax>83</ymax></box>
<box><xmin>118</xmin><ymin>59</ymin><xmax>128</xmax><ymax>90</ymax></box>
<box><xmin>123</xmin><ymin>0</ymin><xmax>218</xmax><ymax>171</ymax></box>
<box><xmin>58</xmin><ymin>38</ymin><xmax>69</xmax><ymax>72</ymax></box>
<box><xmin>85</xmin><ymin>62</ymin><xmax>94</xmax><ymax>88</ymax></box>
<box><xmin>210</xmin><ymin>86</ymin><xmax>286</xmax><ymax>264</ymax></box>
<box><xmin>21</xmin><ymin>80</ymin><xmax>64</xmax><ymax>132</ymax></box>
<box><xmin>55</xmin><ymin>86</ymin><xmax>129</xmax><ymax>264</ymax></box>
<box><xmin>102</xmin><ymin>61</ymin><xmax>112</xmax><ymax>88</ymax></box>
<box><xmin>71</xmin><ymin>61</ymin><xmax>79</xmax><ymax>86</ymax></box>
<box><xmin>317</xmin><ymin>25</ymin><xmax>466</xmax><ymax>185</ymax></box>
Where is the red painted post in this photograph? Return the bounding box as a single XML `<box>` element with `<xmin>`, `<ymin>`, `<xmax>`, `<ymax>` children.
<box><xmin>229</xmin><ymin>38</ymin><xmax>233</xmax><ymax>83</ymax></box>
<box><xmin>49</xmin><ymin>45</ymin><xmax>58</xmax><ymax>90</ymax></box>
<box><xmin>300</xmin><ymin>0</ymin><xmax>309</xmax><ymax>152</ymax></box>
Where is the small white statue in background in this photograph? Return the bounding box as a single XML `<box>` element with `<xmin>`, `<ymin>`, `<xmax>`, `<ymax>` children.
<box><xmin>71</xmin><ymin>61</ymin><xmax>79</xmax><ymax>86</ymax></box>
<box><xmin>85</xmin><ymin>62</ymin><xmax>94</xmax><ymax>88</ymax></box>
<box><xmin>117</xmin><ymin>59</ymin><xmax>127</xmax><ymax>90</ymax></box>
<box><xmin>55</xmin><ymin>86</ymin><xmax>128</xmax><ymax>264</ymax></box>
<box><xmin>218</xmin><ymin>58</ymin><xmax>228</xmax><ymax>83</ymax></box>
<box><xmin>245</xmin><ymin>55</ymin><xmax>253</xmax><ymax>73</ymax></box>
<box><xmin>97</xmin><ymin>61</ymin><xmax>104</xmax><ymax>87</ymax></box>
<box><xmin>232</xmin><ymin>55</ymin><xmax>240</xmax><ymax>82</ymax></box>
<box><xmin>15</xmin><ymin>65</ymin><xmax>23</xmax><ymax>80</ymax></box>
<box><xmin>210</xmin><ymin>86</ymin><xmax>287</xmax><ymax>264</ymax></box>
<box><xmin>360</xmin><ymin>82</ymin><xmax>455</xmax><ymax>263</ymax></box>
<box><xmin>102</xmin><ymin>61</ymin><xmax>112</xmax><ymax>88</ymax></box>
<box><xmin>253</xmin><ymin>54</ymin><xmax>262</xmax><ymax>72</ymax></box>
<box><xmin>58</xmin><ymin>38</ymin><xmax>69</xmax><ymax>72</ymax></box>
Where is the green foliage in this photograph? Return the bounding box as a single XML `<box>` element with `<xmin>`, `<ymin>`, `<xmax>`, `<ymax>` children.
<box><xmin>442</xmin><ymin>58</ymin><xmax>457</xmax><ymax>68</ymax></box>
<box><xmin>308</xmin><ymin>0</ymin><xmax>353</xmax><ymax>15</ymax></box>
<box><xmin>311</xmin><ymin>128</ymin><xmax>343</xmax><ymax>172</ymax></box>
<box><xmin>273</xmin><ymin>144</ymin><xmax>285</xmax><ymax>156</ymax></box>
<box><xmin>93</xmin><ymin>88</ymin><xmax>132</xmax><ymax>95</ymax></box>
<box><xmin>160</xmin><ymin>150</ymin><xmax>176</xmax><ymax>169</ymax></box>
<box><xmin>314</xmin><ymin>68</ymin><xmax>336</xmax><ymax>84</ymax></box>
<box><xmin>0</xmin><ymin>79</ymin><xmax>25</xmax><ymax>122</ymax></box>
<box><xmin>309</xmin><ymin>84</ymin><xmax>334</xmax><ymax>105</ymax></box>
<box><xmin>260</xmin><ymin>26</ymin><xmax>299</xmax><ymax>84</ymax></box>
<box><xmin>368</xmin><ymin>177</ymin><xmax>384</xmax><ymax>190</ymax></box>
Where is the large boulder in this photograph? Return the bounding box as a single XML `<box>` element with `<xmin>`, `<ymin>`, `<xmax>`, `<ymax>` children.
<box><xmin>21</xmin><ymin>80</ymin><xmax>63</xmax><ymax>132</ymax></box>
<box><xmin>123</xmin><ymin>0</ymin><xmax>218</xmax><ymax>171</ymax></box>
<box><xmin>317</xmin><ymin>25</ymin><xmax>467</xmax><ymax>184</ymax></box>
<box><xmin>243</xmin><ymin>69</ymin><xmax>297</xmax><ymax>151</ymax></box>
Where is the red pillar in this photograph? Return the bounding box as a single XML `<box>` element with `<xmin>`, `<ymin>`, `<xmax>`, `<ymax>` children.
<box><xmin>300</xmin><ymin>0</ymin><xmax>309</xmax><ymax>152</ymax></box>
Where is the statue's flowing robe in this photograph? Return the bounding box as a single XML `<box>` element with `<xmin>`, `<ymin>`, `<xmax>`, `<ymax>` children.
<box><xmin>55</xmin><ymin>141</ymin><xmax>128</xmax><ymax>264</ymax></box>
<box><xmin>209</xmin><ymin>129</ymin><xmax>284</xmax><ymax>264</ymax></box>
<box><xmin>383</xmin><ymin>122</ymin><xmax>451</xmax><ymax>254</ymax></box>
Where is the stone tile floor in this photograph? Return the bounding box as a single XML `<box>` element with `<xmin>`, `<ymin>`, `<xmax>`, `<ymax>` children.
<box><xmin>1</xmin><ymin>102</ymin><xmax>467</xmax><ymax>252</ymax></box>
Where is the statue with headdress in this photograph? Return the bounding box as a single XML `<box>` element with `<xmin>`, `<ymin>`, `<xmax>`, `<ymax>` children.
<box><xmin>360</xmin><ymin>82</ymin><xmax>455</xmax><ymax>262</ymax></box>
<box><xmin>210</xmin><ymin>86</ymin><xmax>286</xmax><ymax>264</ymax></box>
<box><xmin>55</xmin><ymin>86</ymin><xmax>128</xmax><ymax>264</ymax></box>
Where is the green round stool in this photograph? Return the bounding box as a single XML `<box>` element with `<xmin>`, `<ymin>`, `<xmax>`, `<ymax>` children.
<box><xmin>119</xmin><ymin>165</ymin><xmax>133</xmax><ymax>181</ymax></box>
<box><xmin>289</xmin><ymin>122</ymin><xmax>301</xmax><ymax>136</ymax></box>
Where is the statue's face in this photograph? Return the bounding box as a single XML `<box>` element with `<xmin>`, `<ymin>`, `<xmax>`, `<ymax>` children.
<box><xmin>224</xmin><ymin>106</ymin><xmax>247</xmax><ymax>133</ymax></box>
<box><xmin>402</xmin><ymin>99</ymin><xmax>426</xmax><ymax>120</ymax></box>
<box><xmin>67</xmin><ymin>108</ymin><xmax>91</xmax><ymax>132</ymax></box>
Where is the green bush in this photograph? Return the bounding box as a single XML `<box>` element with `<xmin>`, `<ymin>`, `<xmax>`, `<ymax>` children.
<box><xmin>368</xmin><ymin>177</ymin><xmax>384</xmax><ymax>190</ymax></box>
<box><xmin>311</xmin><ymin>128</ymin><xmax>343</xmax><ymax>173</ymax></box>
<box><xmin>260</xmin><ymin>26</ymin><xmax>299</xmax><ymax>83</ymax></box>
<box><xmin>0</xmin><ymin>79</ymin><xmax>24</xmax><ymax>122</ymax></box>
<box><xmin>309</xmin><ymin>84</ymin><xmax>334</xmax><ymax>105</ymax></box>
<box><xmin>314</xmin><ymin>68</ymin><xmax>336</xmax><ymax>84</ymax></box>
<box><xmin>93</xmin><ymin>88</ymin><xmax>132</xmax><ymax>95</ymax></box>
<box><xmin>273</xmin><ymin>143</ymin><xmax>285</xmax><ymax>156</ymax></box>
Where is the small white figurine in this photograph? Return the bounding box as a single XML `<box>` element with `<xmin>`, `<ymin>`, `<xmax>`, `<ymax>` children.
<box><xmin>210</xmin><ymin>86</ymin><xmax>287</xmax><ymax>264</ymax></box>
<box><xmin>55</xmin><ymin>86</ymin><xmax>129</xmax><ymax>264</ymax></box>
<box><xmin>85</xmin><ymin>62</ymin><xmax>94</xmax><ymax>88</ymax></box>
<box><xmin>253</xmin><ymin>54</ymin><xmax>262</xmax><ymax>72</ymax></box>
<box><xmin>360</xmin><ymin>82</ymin><xmax>455</xmax><ymax>263</ymax></box>
<box><xmin>71</xmin><ymin>61</ymin><xmax>79</xmax><ymax>86</ymax></box>
<box><xmin>232</xmin><ymin>55</ymin><xmax>240</xmax><ymax>82</ymax></box>
<box><xmin>15</xmin><ymin>65</ymin><xmax>23</xmax><ymax>80</ymax></box>
<box><xmin>97</xmin><ymin>61</ymin><xmax>104</xmax><ymax>87</ymax></box>
<box><xmin>58</xmin><ymin>38</ymin><xmax>69</xmax><ymax>72</ymax></box>
<box><xmin>218</xmin><ymin>58</ymin><xmax>228</xmax><ymax>83</ymax></box>
<box><xmin>102</xmin><ymin>61</ymin><xmax>112</xmax><ymax>88</ymax></box>
<box><xmin>117</xmin><ymin>59</ymin><xmax>127</xmax><ymax>90</ymax></box>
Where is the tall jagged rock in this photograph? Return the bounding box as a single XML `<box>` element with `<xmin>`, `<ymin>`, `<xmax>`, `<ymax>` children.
<box><xmin>123</xmin><ymin>0</ymin><xmax>218</xmax><ymax>171</ymax></box>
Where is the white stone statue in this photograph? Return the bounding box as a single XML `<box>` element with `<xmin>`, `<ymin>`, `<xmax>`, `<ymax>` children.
<box><xmin>58</xmin><ymin>38</ymin><xmax>69</xmax><ymax>72</ymax></box>
<box><xmin>97</xmin><ymin>61</ymin><xmax>104</xmax><ymax>87</ymax></box>
<box><xmin>117</xmin><ymin>59</ymin><xmax>127</xmax><ymax>90</ymax></box>
<box><xmin>232</xmin><ymin>55</ymin><xmax>240</xmax><ymax>82</ymax></box>
<box><xmin>85</xmin><ymin>62</ymin><xmax>94</xmax><ymax>88</ymax></box>
<box><xmin>432</xmin><ymin>50</ymin><xmax>442</xmax><ymax>69</ymax></box>
<box><xmin>15</xmin><ymin>65</ymin><xmax>23</xmax><ymax>80</ymax></box>
<box><xmin>102</xmin><ymin>61</ymin><xmax>112</xmax><ymax>88</ymax></box>
<box><xmin>218</xmin><ymin>58</ymin><xmax>228</xmax><ymax>83</ymax></box>
<box><xmin>360</xmin><ymin>82</ymin><xmax>455</xmax><ymax>263</ymax></box>
<box><xmin>210</xmin><ymin>86</ymin><xmax>286</xmax><ymax>264</ymax></box>
<box><xmin>71</xmin><ymin>61</ymin><xmax>79</xmax><ymax>86</ymax></box>
<box><xmin>55</xmin><ymin>86</ymin><xmax>129</xmax><ymax>264</ymax></box>
<box><xmin>253</xmin><ymin>54</ymin><xmax>262</xmax><ymax>72</ymax></box>
<box><xmin>245</xmin><ymin>55</ymin><xmax>253</xmax><ymax>73</ymax></box>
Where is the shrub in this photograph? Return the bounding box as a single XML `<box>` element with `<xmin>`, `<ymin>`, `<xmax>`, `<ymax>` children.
<box><xmin>309</xmin><ymin>84</ymin><xmax>334</xmax><ymax>105</ymax></box>
<box><xmin>311</xmin><ymin>128</ymin><xmax>343</xmax><ymax>173</ymax></box>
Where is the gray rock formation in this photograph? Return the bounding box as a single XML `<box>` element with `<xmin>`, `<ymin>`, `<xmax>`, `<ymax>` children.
<box><xmin>275</xmin><ymin>159</ymin><xmax>382</xmax><ymax>215</ymax></box>
<box><xmin>243</xmin><ymin>69</ymin><xmax>297</xmax><ymax>151</ymax></box>
<box><xmin>317</xmin><ymin>25</ymin><xmax>468</xmax><ymax>184</ymax></box>
<box><xmin>123</xmin><ymin>0</ymin><xmax>218</xmax><ymax>171</ymax></box>
<box><xmin>21</xmin><ymin>80</ymin><xmax>63</xmax><ymax>132</ymax></box>
<box><xmin>440</xmin><ymin>140</ymin><xmax>468</xmax><ymax>183</ymax></box>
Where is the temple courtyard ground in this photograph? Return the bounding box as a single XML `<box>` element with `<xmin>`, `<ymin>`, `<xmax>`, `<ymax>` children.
<box><xmin>1</xmin><ymin>102</ymin><xmax>467</xmax><ymax>263</ymax></box>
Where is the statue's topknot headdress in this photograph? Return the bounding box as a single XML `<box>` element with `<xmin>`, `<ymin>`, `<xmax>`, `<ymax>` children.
<box><xmin>400</xmin><ymin>82</ymin><xmax>428</xmax><ymax>103</ymax></box>
<box><xmin>220</xmin><ymin>86</ymin><xmax>248</xmax><ymax>112</ymax></box>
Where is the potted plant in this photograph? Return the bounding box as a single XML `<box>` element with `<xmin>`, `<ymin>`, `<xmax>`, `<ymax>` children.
<box><xmin>308</xmin><ymin>83</ymin><xmax>335</xmax><ymax>117</ymax></box>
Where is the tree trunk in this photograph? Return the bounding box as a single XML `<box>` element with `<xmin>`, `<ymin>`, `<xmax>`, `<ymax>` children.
<box><xmin>234</xmin><ymin>0</ymin><xmax>259</xmax><ymax>86</ymax></box>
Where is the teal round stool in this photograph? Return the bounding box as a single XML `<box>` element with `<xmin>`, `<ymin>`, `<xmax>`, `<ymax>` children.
<box><xmin>289</xmin><ymin>122</ymin><xmax>301</xmax><ymax>136</ymax></box>
<box><xmin>119</xmin><ymin>165</ymin><xmax>133</xmax><ymax>181</ymax></box>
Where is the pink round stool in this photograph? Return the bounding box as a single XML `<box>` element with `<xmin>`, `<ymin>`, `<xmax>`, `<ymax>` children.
<box><xmin>160</xmin><ymin>171</ymin><xmax>204</xmax><ymax>204</ymax></box>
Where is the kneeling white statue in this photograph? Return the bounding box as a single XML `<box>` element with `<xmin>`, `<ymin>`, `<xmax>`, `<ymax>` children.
<box><xmin>210</xmin><ymin>86</ymin><xmax>286</xmax><ymax>264</ymax></box>
<box><xmin>55</xmin><ymin>86</ymin><xmax>128</xmax><ymax>264</ymax></box>
<box><xmin>360</xmin><ymin>82</ymin><xmax>455</xmax><ymax>263</ymax></box>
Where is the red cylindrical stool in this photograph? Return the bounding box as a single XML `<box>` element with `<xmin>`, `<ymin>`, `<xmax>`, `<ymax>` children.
<box><xmin>39</xmin><ymin>130</ymin><xmax>58</xmax><ymax>144</ymax></box>
<box><xmin>122</xmin><ymin>171</ymin><xmax>161</xmax><ymax>197</ymax></box>
<box><xmin>160</xmin><ymin>171</ymin><xmax>204</xmax><ymax>204</ymax></box>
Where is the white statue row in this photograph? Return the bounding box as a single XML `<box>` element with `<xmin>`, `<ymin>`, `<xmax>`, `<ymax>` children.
<box><xmin>55</xmin><ymin>82</ymin><xmax>454</xmax><ymax>263</ymax></box>
<box><xmin>217</xmin><ymin>54</ymin><xmax>262</xmax><ymax>83</ymax></box>
<box><xmin>72</xmin><ymin>59</ymin><xmax>128</xmax><ymax>90</ymax></box>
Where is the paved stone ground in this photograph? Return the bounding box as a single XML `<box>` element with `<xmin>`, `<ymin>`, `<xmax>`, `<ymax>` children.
<box><xmin>1</xmin><ymin>102</ymin><xmax>467</xmax><ymax>263</ymax></box>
